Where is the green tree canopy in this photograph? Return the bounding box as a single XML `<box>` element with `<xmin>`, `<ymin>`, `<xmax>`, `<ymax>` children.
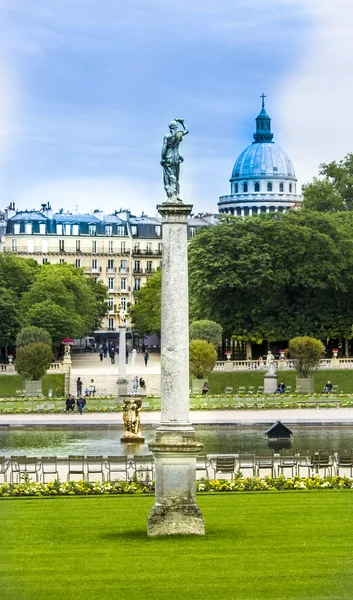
<box><xmin>287</xmin><ymin>336</ymin><xmax>324</xmax><ymax>379</ymax></box>
<box><xmin>0</xmin><ymin>254</ymin><xmax>40</xmax><ymax>297</ymax></box>
<box><xmin>302</xmin><ymin>153</ymin><xmax>353</xmax><ymax>212</ymax></box>
<box><xmin>189</xmin><ymin>339</ymin><xmax>217</xmax><ymax>379</ymax></box>
<box><xmin>16</xmin><ymin>326</ymin><xmax>52</xmax><ymax>348</ymax></box>
<box><xmin>189</xmin><ymin>320</ymin><xmax>223</xmax><ymax>347</ymax></box>
<box><xmin>0</xmin><ymin>288</ymin><xmax>22</xmax><ymax>348</ymax></box>
<box><xmin>15</xmin><ymin>343</ymin><xmax>53</xmax><ymax>381</ymax></box>
<box><xmin>130</xmin><ymin>270</ymin><xmax>161</xmax><ymax>336</ymax></box>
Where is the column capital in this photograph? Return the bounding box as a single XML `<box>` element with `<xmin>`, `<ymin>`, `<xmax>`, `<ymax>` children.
<box><xmin>157</xmin><ymin>202</ymin><xmax>193</xmax><ymax>223</ymax></box>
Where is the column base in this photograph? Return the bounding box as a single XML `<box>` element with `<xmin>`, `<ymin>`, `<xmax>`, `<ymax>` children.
<box><xmin>147</xmin><ymin>504</ymin><xmax>205</xmax><ymax>537</ymax></box>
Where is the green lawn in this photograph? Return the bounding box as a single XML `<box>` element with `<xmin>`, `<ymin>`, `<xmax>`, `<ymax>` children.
<box><xmin>0</xmin><ymin>374</ymin><xmax>65</xmax><ymax>397</ymax></box>
<box><xmin>1</xmin><ymin>492</ymin><xmax>352</xmax><ymax>599</ymax></box>
<box><xmin>209</xmin><ymin>369</ymin><xmax>353</xmax><ymax>394</ymax></box>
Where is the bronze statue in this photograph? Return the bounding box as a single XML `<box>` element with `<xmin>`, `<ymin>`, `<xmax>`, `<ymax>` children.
<box><xmin>122</xmin><ymin>398</ymin><xmax>142</xmax><ymax>436</ymax></box>
<box><xmin>161</xmin><ymin>117</ymin><xmax>189</xmax><ymax>202</ymax></box>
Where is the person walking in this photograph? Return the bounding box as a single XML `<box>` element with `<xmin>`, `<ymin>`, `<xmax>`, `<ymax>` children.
<box><xmin>144</xmin><ymin>350</ymin><xmax>149</xmax><ymax>367</ymax></box>
<box><xmin>89</xmin><ymin>379</ymin><xmax>96</xmax><ymax>397</ymax></box>
<box><xmin>103</xmin><ymin>344</ymin><xmax>108</xmax><ymax>358</ymax></box>
<box><xmin>66</xmin><ymin>394</ymin><xmax>75</xmax><ymax>413</ymax></box>
<box><xmin>76</xmin><ymin>377</ymin><xmax>83</xmax><ymax>396</ymax></box>
<box><xmin>77</xmin><ymin>393</ymin><xmax>86</xmax><ymax>415</ymax></box>
<box><xmin>99</xmin><ymin>346</ymin><xmax>104</xmax><ymax>362</ymax></box>
<box><xmin>110</xmin><ymin>347</ymin><xmax>115</xmax><ymax>364</ymax></box>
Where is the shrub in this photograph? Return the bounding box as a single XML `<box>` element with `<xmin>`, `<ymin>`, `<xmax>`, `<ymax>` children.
<box><xmin>287</xmin><ymin>336</ymin><xmax>324</xmax><ymax>378</ymax></box>
<box><xmin>16</xmin><ymin>326</ymin><xmax>52</xmax><ymax>348</ymax></box>
<box><xmin>15</xmin><ymin>343</ymin><xmax>53</xmax><ymax>380</ymax></box>
<box><xmin>189</xmin><ymin>320</ymin><xmax>223</xmax><ymax>347</ymax></box>
<box><xmin>190</xmin><ymin>339</ymin><xmax>218</xmax><ymax>379</ymax></box>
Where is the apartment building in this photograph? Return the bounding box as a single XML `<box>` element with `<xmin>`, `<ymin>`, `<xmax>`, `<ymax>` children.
<box><xmin>1</xmin><ymin>203</ymin><xmax>212</xmax><ymax>335</ymax></box>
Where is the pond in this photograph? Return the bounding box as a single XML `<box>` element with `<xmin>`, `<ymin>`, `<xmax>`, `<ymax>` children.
<box><xmin>0</xmin><ymin>425</ymin><xmax>353</xmax><ymax>456</ymax></box>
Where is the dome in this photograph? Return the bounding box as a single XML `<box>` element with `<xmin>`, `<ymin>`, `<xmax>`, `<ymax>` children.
<box><xmin>231</xmin><ymin>142</ymin><xmax>295</xmax><ymax>181</ymax></box>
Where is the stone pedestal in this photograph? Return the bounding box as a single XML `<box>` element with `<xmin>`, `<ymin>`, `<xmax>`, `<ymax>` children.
<box><xmin>6</xmin><ymin>364</ymin><xmax>16</xmax><ymax>374</ymax></box>
<box><xmin>24</xmin><ymin>380</ymin><xmax>43</xmax><ymax>397</ymax></box>
<box><xmin>62</xmin><ymin>355</ymin><xmax>72</xmax><ymax>374</ymax></box>
<box><xmin>117</xmin><ymin>324</ymin><xmax>128</xmax><ymax>396</ymax></box>
<box><xmin>277</xmin><ymin>359</ymin><xmax>285</xmax><ymax>371</ymax></box>
<box><xmin>147</xmin><ymin>203</ymin><xmax>205</xmax><ymax>537</ymax></box>
<box><xmin>121</xmin><ymin>432</ymin><xmax>145</xmax><ymax>443</ymax></box>
<box><xmin>264</xmin><ymin>372</ymin><xmax>277</xmax><ymax>394</ymax></box>
<box><xmin>331</xmin><ymin>357</ymin><xmax>339</xmax><ymax>368</ymax></box>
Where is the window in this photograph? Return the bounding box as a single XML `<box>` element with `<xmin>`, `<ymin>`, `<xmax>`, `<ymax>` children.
<box><xmin>107</xmin><ymin>259</ymin><xmax>114</xmax><ymax>271</ymax></box>
<box><xmin>59</xmin><ymin>258</ymin><xmax>65</xmax><ymax>264</ymax></box>
<box><xmin>190</xmin><ymin>227</ymin><xmax>196</xmax><ymax>238</ymax></box>
<box><xmin>155</xmin><ymin>225</ymin><xmax>161</xmax><ymax>236</ymax></box>
<box><xmin>108</xmin><ymin>241</ymin><xmax>113</xmax><ymax>254</ymax></box>
<box><xmin>56</xmin><ymin>224</ymin><xmax>63</xmax><ymax>235</ymax></box>
<box><xmin>146</xmin><ymin>260</ymin><xmax>153</xmax><ymax>273</ymax></box>
<box><xmin>120</xmin><ymin>277</ymin><xmax>127</xmax><ymax>290</ymax></box>
<box><xmin>27</xmin><ymin>240</ymin><xmax>34</xmax><ymax>253</ymax></box>
<box><xmin>39</xmin><ymin>223</ymin><xmax>46</xmax><ymax>235</ymax></box>
<box><xmin>134</xmin><ymin>260</ymin><xmax>140</xmax><ymax>272</ymax></box>
<box><xmin>146</xmin><ymin>243</ymin><xmax>152</xmax><ymax>253</ymax></box>
<box><xmin>254</xmin><ymin>182</ymin><xmax>260</xmax><ymax>192</ymax></box>
<box><xmin>25</xmin><ymin>223</ymin><xmax>32</xmax><ymax>234</ymax></box>
<box><xmin>59</xmin><ymin>240</ymin><xmax>65</xmax><ymax>251</ymax></box>
<box><xmin>13</xmin><ymin>223</ymin><xmax>20</xmax><ymax>235</ymax></box>
<box><xmin>42</xmin><ymin>258</ymin><xmax>48</xmax><ymax>264</ymax></box>
<box><xmin>11</xmin><ymin>239</ymin><xmax>17</xmax><ymax>252</ymax></box>
<box><xmin>65</xmin><ymin>224</ymin><xmax>71</xmax><ymax>235</ymax></box>
<box><xmin>243</xmin><ymin>183</ymin><xmax>248</xmax><ymax>193</ymax></box>
<box><xmin>42</xmin><ymin>240</ymin><xmax>48</xmax><ymax>253</ymax></box>
<box><xmin>89</xmin><ymin>225</ymin><xmax>96</xmax><ymax>236</ymax></box>
<box><xmin>72</xmin><ymin>224</ymin><xmax>79</xmax><ymax>236</ymax></box>
<box><xmin>133</xmin><ymin>242</ymin><xmax>140</xmax><ymax>252</ymax></box>
<box><xmin>134</xmin><ymin>279</ymin><xmax>141</xmax><ymax>290</ymax></box>
<box><xmin>120</xmin><ymin>241</ymin><xmax>126</xmax><ymax>252</ymax></box>
<box><xmin>76</xmin><ymin>240</ymin><xmax>81</xmax><ymax>251</ymax></box>
<box><xmin>131</xmin><ymin>226</ymin><xmax>137</xmax><ymax>236</ymax></box>
<box><xmin>92</xmin><ymin>259</ymin><xmax>98</xmax><ymax>271</ymax></box>
<box><xmin>75</xmin><ymin>259</ymin><xmax>81</xmax><ymax>268</ymax></box>
<box><xmin>92</xmin><ymin>241</ymin><xmax>97</xmax><ymax>253</ymax></box>
<box><xmin>289</xmin><ymin>183</ymin><xmax>293</xmax><ymax>193</ymax></box>
<box><xmin>279</xmin><ymin>182</ymin><xmax>284</xmax><ymax>192</ymax></box>
<box><xmin>108</xmin><ymin>298</ymin><xmax>114</xmax><ymax>310</ymax></box>
<box><xmin>120</xmin><ymin>259</ymin><xmax>127</xmax><ymax>272</ymax></box>
<box><xmin>105</xmin><ymin>225</ymin><xmax>112</xmax><ymax>236</ymax></box>
<box><xmin>117</xmin><ymin>226</ymin><xmax>125</xmax><ymax>237</ymax></box>
<box><xmin>108</xmin><ymin>278</ymin><xmax>114</xmax><ymax>291</ymax></box>
<box><xmin>120</xmin><ymin>297</ymin><xmax>126</xmax><ymax>311</ymax></box>
<box><xmin>267</xmin><ymin>182</ymin><xmax>272</xmax><ymax>192</ymax></box>
<box><xmin>235</xmin><ymin>183</ymin><xmax>238</xmax><ymax>193</ymax></box>
<box><xmin>158</xmin><ymin>243</ymin><xmax>162</xmax><ymax>253</ymax></box>
<box><xmin>108</xmin><ymin>318</ymin><xmax>114</xmax><ymax>330</ymax></box>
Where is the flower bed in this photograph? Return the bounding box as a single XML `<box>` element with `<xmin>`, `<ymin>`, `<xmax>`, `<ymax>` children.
<box><xmin>1</xmin><ymin>475</ymin><xmax>352</xmax><ymax>497</ymax></box>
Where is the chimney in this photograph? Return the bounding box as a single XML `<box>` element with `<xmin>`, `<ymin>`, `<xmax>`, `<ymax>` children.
<box><xmin>42</xmin><ymin>202</ymin><xmax>53</xmax><ymax>219</ymax></box>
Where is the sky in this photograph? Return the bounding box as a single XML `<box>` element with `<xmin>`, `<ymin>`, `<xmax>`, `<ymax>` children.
<box><xmin>0</xmin><ymin>0</ymin><xmax>353</xmax><ymax>217</ymax></box>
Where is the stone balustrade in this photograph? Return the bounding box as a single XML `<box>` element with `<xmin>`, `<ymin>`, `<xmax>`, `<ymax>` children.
<box><xmin>214</xmin><ymin>358</ymin><xmax>353</xmax><ymax>371</ymax></box>
<box><xmin>0</xmin><ymin>362</ymin><xmax>64</xmax><ymax>375</ymax></box>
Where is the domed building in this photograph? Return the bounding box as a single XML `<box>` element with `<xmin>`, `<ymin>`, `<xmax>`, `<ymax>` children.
<box><xmin>218</xmin><ymin>95</ymin><xmax>302</xmax><ymax>216</ymax></box>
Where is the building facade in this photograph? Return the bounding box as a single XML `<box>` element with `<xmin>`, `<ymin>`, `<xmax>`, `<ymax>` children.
<box><xmin>1</xmin><ymin>203</ymin><xmax>211</xmax><ymax>335</ymax></box>
<box><xmin>218</xmin><ymin>96</ymin><xmax>302</xmax><ymax>216</ymax></box>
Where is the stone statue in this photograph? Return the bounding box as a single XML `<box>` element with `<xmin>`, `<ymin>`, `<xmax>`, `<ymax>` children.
<box><xmin>161</xmin><ymin>118</ymin><xmax>189</xmax><ymax>202</ymax></box>
<box><xmin>118</xmin><ymin>305</ymin><xmax>126</xmax><ymax>325</ymax></box>
<box><xmin>122</xmin><ymin>398</ymin><xmax>142</xmax><ymax>436</ymax></box>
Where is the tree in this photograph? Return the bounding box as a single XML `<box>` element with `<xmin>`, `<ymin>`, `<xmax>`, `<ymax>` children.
<box><xmin>16</xmin><ymin>326</ymin><xmax>52</xmax><ymax>348</ymax></box>
<box><xmin>0</xmin><ymin>254</ymin><xmax>39</xmax><ymax>297</ymax></box>
<box><xmin>0</xmin><ymin>288</ymin><xmax>22</xmax><ymax>348</ymax></box>
<box><xmin>189</xmin><ymin>339</ymin><xmax>217</xmax><ymax>379</ymax></box>
<box><xmin>15</xmin><ymin>343</ymin><xmax>53</xmax><ymax>380</ymax></box>
<box><xmin>24</xmin><ymin>300</ymin><xmax>81</xmax><ymax>347</ymax></box>
<box><xmin>302</xmin><ymin>153</ymin><xmax>353</xmax><ymax>212</ymax></box>
<box><xmin>287</xmin><ymin>336</ymin><xmax>324</xmax><ymax>379</ymax></box>
<box><xmin>189</xmin><ymin>320</ymin><xmax>223</xmax><ymax>347</ymax></box>
<box><xmin>130</xmin><ymin>270</ymin><xmax>161</xmax><ymax>336</ymax></box>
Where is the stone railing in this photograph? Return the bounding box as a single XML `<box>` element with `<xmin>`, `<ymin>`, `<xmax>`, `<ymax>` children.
<box><xmin>0</xmin><ymin>362</ymin><xmax>64</xmax><ymax>375</ymax></box>
<box><xmin>213</xmin><ymin>358</ymin><xmax>353</xmax><ymax>371</ymax></box>
<box><xmin>47</xmin><ymin>362</ymin><xmax>64</xmax><ymax>373</ymax></box>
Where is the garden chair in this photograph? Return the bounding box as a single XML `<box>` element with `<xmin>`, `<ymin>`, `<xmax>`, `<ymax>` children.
<box><xmin>312</xmin><ymin>451</ymin><xmax>333</xmax><ymax>477</ymax></box>
<box><xmin>142</xmin><ymin>399</ymin><xmax>151</xmax><ymax>410</ymax></box>
<box><xmin>0</xmin><ymin>456</ymin><xmax>9</xmax><ymax>482</ymax></box>
<box><xmin>297</xmin><ymin>453</ymin><xmax>315</xmax><ymax>477</ymax></box>
<box><xmin>87</xmin><ymin>456</ymin><xmax>105</xmax><ymax>482</ymax></box>
<box><xmin>335</xmin><ymin>451</ymin><xmax>353</xmax><ymax>477</ymax></box>
<box><xmin>10</xmin><ymin>456</ymin><xmax>41</xmax><ymax>483</ymax></box>
<box><xmin>331</xmin><ymin>385</ymin><xmax>339</xmax><ymax>395</ymax></box>
<box><xmin>285</xmin><ymin>386</ymin><xmax>292</xmax><ymax>394</ymax></box>
<box><xmin>255</xmin><ymin>452</ymin><xmax>275</xmax><ymax>477</ymax></box>
<box><xmin>196</xmin><ymin>455</ymin><xmax>210</xmax><ymax>479</ymax></box>
<box><xmin>105</xmin><ymin>456</ymin><xmax>129</xmax><ymax>481</ymax></box>
<box><xmin>295</xmin><ymin>384</ymin><xmax>303</xmax><ymax>394</ymax></box>
<box><xmin>213</xmin><ymin>455</ymin><xmax>236</xmax><ymax>479</ymax></box>
<box><xmin>237</xmin><ymin>386</ymin><xmax>246</xmax><ymax>394</ymax></box>
<box><xmin>238</xmin><ymin>453</ymin><xmax>256</xmax><ymax>477</ymax></box>
<box><xmin>278</xmin><ymin>452</ymin><xmax>298</xmax><ymax>477</ymax></box>
<box><xmin>224</xmin><ymin>387</ymin><xmax>233</xmax><ymax>395</ymax></box>
<box><xmin>24</xmin><ymin>401</ymin><xmax>33</xmax><ymax>413</ymax></box>
<box><xmin>247</xmin><ymin>386</ymin><xmax>255</xmax><ymax>395</ymax></box>
<box><xmin>67</xmin><ymin>455</ymin><xmax>85</xmax><ymax>481</ymax></box>
<box><xmin>133</xmin><ymin>455</ymin><xmax>155</xmax><ymax>483</ymax></box>
<box><xmin>41</xmin><ymin>457</ymin><xmax>59</xmax><ymax>483</ymax></box>
<box><xmin>257</xmin><ymin>386</ymin><xmax>264</xmax><ymax>394</ymax></box>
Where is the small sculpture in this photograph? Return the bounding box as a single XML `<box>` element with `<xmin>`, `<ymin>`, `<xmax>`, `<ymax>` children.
<box><xmin>161</xmin><ymin>117</ymin><xmax>189</xmax><ymax>202</ymax></box>
<box><xmin>118</xmin><ymin>305</ymin><xmax>126</xmax><ymax>325</ymax></box>
<box><xmin>122</xmin><ymin>398</ymin><xmax>142</xmax><ymax>437</ymax></box>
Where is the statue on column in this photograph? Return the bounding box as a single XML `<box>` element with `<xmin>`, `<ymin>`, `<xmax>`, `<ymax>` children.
<box><xmin>118</xmin><ymin>306</ymin><xmax>126</xmax><ymax>325</ymax></box>
<box><xmin>121</xmin><ymin>398</ymin><xmax>144</xmax><ymax>442</ymax></box>
<box><xmin>161</xmin><ymin>118</ymin><xmax>189</xmax><ymax>202</ymax></box>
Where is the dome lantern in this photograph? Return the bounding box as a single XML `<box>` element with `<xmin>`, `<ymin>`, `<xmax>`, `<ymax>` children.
<box><xmin>253</xmin><ymin>93</ymin><xmax>273</xmax><ymax>143</ymax></box>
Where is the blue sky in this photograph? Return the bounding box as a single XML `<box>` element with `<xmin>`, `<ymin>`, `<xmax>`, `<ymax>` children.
<box><xmin>0</xmin><ymin>0</ymin><xmax>352</xmax><ymax>216</ymax></box>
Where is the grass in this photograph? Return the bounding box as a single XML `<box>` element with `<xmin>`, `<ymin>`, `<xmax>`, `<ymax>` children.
<box><xmin>0</xmin><ymin>374</ymin><xmax>65</xmax><ymax>397</ymax></box>
<box><xmin>1</xmin><ymin>492</ymin><xmax>352</xmax><ymax>599</ymax></box>
<box><xmin>208</xmin><ymin>369</ymin><xmax>353</xmax><ymax>394</ymax></box>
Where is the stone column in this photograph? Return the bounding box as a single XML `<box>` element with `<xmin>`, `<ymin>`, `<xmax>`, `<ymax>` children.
<box><xmin>147</xmin><ymin>202</ymin><xmax>205</xmax><ymax>537</ymax></box>
<box><xmin>117</xmin><ymin>324</ymin><xmax>128</xmax><ymax>396</ymax></box>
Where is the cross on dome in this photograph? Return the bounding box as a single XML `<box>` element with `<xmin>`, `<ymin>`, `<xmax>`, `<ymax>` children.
<box><xmin>260</xmin><ymin>93</ymin><xmax>266</xmax><ymax>109</ymax></box>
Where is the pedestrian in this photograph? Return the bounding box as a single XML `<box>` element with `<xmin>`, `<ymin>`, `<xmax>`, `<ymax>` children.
<box><xmin>202</xmin><ymin>382</ymin><xmax>209</xmax><ymax>395</ymax></box>
<box><xmin>77</xmin><ymin>393</ymin><xmax>86</xmax><ymax>415</ymax></box>
<box><xmin>76</xmin><ymin>377</ymin><xmax>83</xmax><ymax>396</ymax></box>
<box><xmin>132</xmin><ymin>376</ymin><xmax>139</xmax><ymax>395</ymax></box>
<box><xmin>103</xmin><ymin>344</ymin><xmax>108</xmax><ymax>358</ymax></box>
<box><xmin>126</xmin><ymin>346</ymin><xmax>129</xmax><ymax>364</ymax></box>
<box><xmin>66</xmin><ymin>394</ymin><xmax>75</xmax><ymax>413</ymax></box>
<box><xmin>139</xmin><ymin>377</ymin><xmax>146</xmax><ymax>391</ymax></box>
<box><xmin>275</xmin><ymin>382</ymin><xmax>285</xmax><ymax>394</ymax></box>
<box><xmin>322</xmin><ymin>380</ymin><xmax>333</xmax><ymax>394</ymax></box>
<box><xmin>144</xmin><ymin>350</ymin><xmax>149</xmax><ymax>367</ymax></box>
<box><xmin>110</xmin><ymin>347</ymin><xmax>115</xmax><ymax>364</ymax></box>
<box><xmin>142</xmin><ymin>343</ymin><xmax>146</xmax><ymax>354</ymax></box>
<box><xmin>99</xmin><ymin>346</ymin><xmax>104</xmax><ymax>362</ymax></box>
<box><xmin>89</xmin><ymin>379</ymin><xmax>96</xmax><ymax>397</ymax></box>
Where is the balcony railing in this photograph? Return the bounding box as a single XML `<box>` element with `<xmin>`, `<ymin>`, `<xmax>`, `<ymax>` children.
<box><xmin>213</xmin><ymin>358</ymin><xmax>353</xmax><ymax>371</ymax></box>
